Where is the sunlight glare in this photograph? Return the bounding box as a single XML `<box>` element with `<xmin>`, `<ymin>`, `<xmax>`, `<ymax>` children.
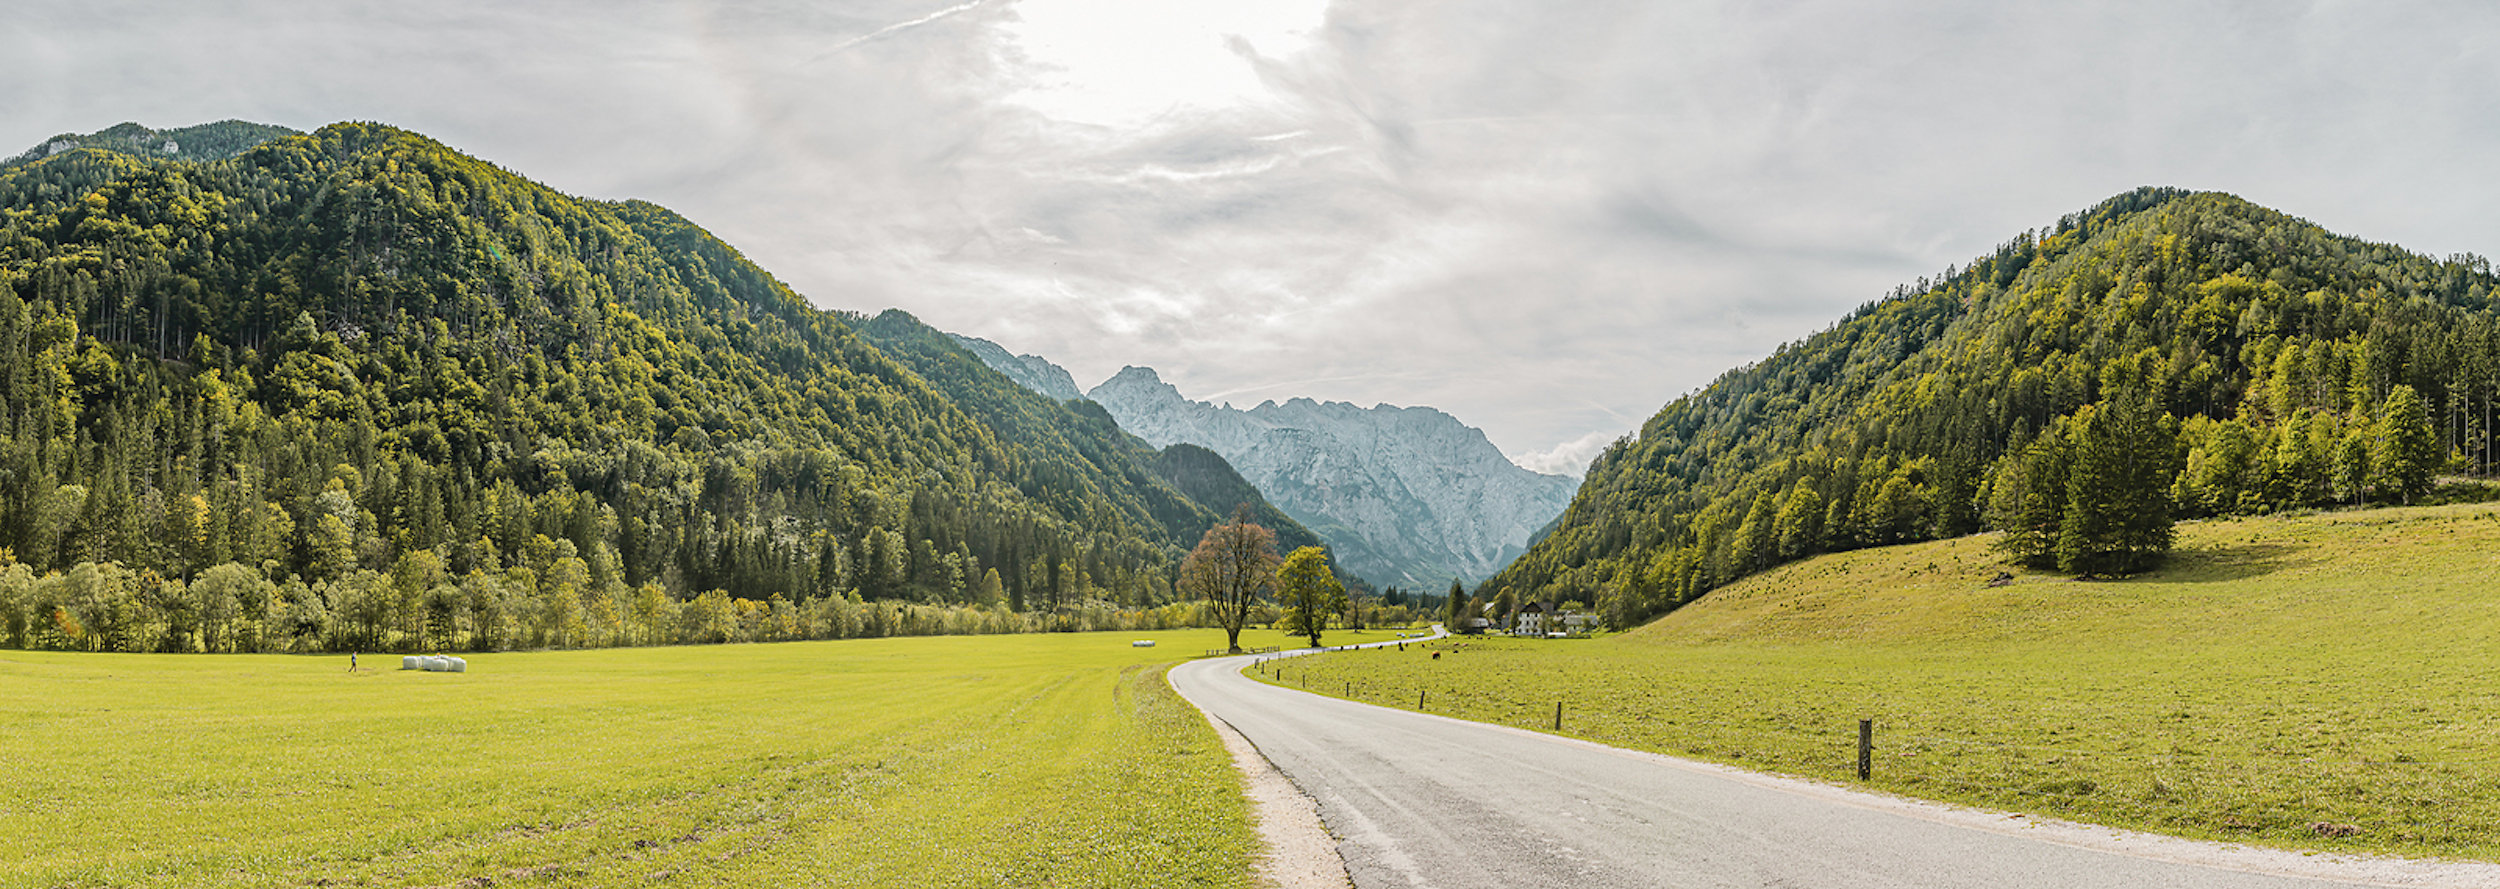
<box><xmin>1000</xmin><ymin>0</ymin><xmax>1333</xmax><ymax>127</ymax></box>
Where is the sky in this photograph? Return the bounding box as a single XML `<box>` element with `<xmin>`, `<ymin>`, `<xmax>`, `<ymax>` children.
<box><xmin>10</xmin><ymin>1</ymin><xmax>2500</xmax><ymax>475</ymax></box>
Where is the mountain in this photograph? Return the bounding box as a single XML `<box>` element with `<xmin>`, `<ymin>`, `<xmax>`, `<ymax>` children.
<box><xmin>858</xmin><ymin>311</ymin><xmax>1323</xmax><ymax>557</ymax></box>
<box><xmin>4</xmin><ymin>120</ymin><xmax>298</xmax><ymax>169</ymax></box>
<box><xmin>1484</xmin><ymin>187</ymin><xmax>2500</xmax><ymax>626</ymax></box>
<box><xmin>0</xmin><ymin>120</ymin><xmax>1234</xmax><ymax>633</ymax></box>
<box><xmin>1087</xmin><ymin>366</ymin><xmax>1579</xmax><ymax>588</ymax></box>
<box><xmin>947</xmin><ymin>333</ymin><xmax>1085</xmax><ymax>402</ymax></box>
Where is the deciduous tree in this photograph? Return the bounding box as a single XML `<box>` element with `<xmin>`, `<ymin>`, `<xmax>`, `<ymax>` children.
<box><xmin>1180</xmin><ymin>509</ymin><xmax>1278</xmax><ymax>654</ymax></box>
<box><xmin>1276</xmin><ymin>546</ymin><xmax>1346</xmax><ymax>649</ymax></box>
<box><xmin>2373</xmin><ymin>384</ymin><xmax>2440</xmax><ymax>504</ymax></box>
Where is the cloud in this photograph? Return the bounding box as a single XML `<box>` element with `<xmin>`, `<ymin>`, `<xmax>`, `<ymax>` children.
<box><xmin>814</xmin><ymin>0</ymin><xmax>998</xmax><ymax>58</ymax></box>
<box><xmin>8</xmin><ymin>0</ymin><xmax>2500</xmax><ymax>463</ymax></box>
<box><xmin>1508</xmin><ymin>429</ymin><xmax>1624</xmax><ymax>478</ymax></box>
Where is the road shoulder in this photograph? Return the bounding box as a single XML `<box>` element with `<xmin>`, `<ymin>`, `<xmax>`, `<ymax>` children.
<box><xmin>1202</xmin><ymin>702</ymin><xmax>1353</xmax><ymax>889</ymax></box>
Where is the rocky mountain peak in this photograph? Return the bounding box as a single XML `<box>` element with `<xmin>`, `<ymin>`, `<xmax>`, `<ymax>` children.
<box><xmin>1087</xmin><ymin>363</ymin><xmax>1575</xmax><ymax>587</ymax></box>
<box><xmin>946</xmin><ymin>334</ymin><xmax>1085</xmax><ymax>402</ymax></box>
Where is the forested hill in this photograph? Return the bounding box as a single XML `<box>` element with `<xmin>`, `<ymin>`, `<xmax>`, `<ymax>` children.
<box><xmin>1485</xmin><ymin>187</ymin><xmax>2500</xmax><ymax>625</ymax></box>
<box><xmin>1145</xmin><ymin>442</ymin><xmax>1324</xmax><ymax>558</ymax></box>
<box><xmin>0</xmin><ymin>120</ymin><xmax>1224</xmax><ymax>645</ymax></box>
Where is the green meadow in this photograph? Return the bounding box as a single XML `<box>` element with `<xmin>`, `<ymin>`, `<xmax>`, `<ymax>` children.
<box><xmin>3</xmin><ymin>629</ymin><xmax>1293</xmax><ymax>888</ymax></box>
<box><xmin>1271</xmin><ymin>503</ymin><xmax>2500</xmax><ymax>861</ymax></box>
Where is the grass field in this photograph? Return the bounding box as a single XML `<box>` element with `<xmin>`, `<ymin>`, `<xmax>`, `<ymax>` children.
<box><xmin>1264</xmin><ymin>503</ymin><xmax>2500</xmax><ymax>861</ymax></box>
<box><xmin>2</xmin><ymin>628</ymin><xmax>1306</xmax><ymax>889</ymax></box>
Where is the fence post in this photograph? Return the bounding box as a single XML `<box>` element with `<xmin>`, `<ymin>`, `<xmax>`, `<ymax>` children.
<box><xmin>1555</xmin><ymin>701</ymin><xmax>1564</xmax><ymax>732</ymax></box>
<box><xmin>1857</xmin><ymin>719</ymin><xmax>1874</xmax><ymax>781</ymax></box>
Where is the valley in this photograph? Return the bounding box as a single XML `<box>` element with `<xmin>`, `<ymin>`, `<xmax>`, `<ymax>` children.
<box><xmin>11</xmin><ymin>116</ymin><xmax>2500</xmax><ymax>886</ymax></box>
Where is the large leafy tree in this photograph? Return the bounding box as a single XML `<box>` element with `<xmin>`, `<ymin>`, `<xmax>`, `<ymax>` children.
<box><xmin>2374</xmin><ymin>384</ymin><xmax>2441</xmax><ymax>504</ymax></box>
<box><xmin>1276</xmin><ymin>546</ymin><xmax>1347</xmax><ymax>649</ymax></box>
<box><xmin>1180</xmin><ymin>510</ymin><xmax>1279</xmax><ymax>654</ymax></box>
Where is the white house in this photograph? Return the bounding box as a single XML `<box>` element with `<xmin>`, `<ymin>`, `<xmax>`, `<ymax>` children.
<box><xmin>1514</xmin><ymin>601</ymin><xmax>1546</xmax><ymax>636</ymax></box>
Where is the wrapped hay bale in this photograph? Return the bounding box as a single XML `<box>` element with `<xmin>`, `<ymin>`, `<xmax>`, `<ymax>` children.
<box><xmin>447</xmin><ymin>657</ymin><xmax>467</xmax><ymax>673</ymax></box>
<box><xmin>1132</xmin><ymin>640</ymin><xmax>1156</xmax><ymax>647</ymax></box>
<box><xmin>402</xmin><ymin>655</ymin><xmax>420</xmax><ymax>671</ymax></box>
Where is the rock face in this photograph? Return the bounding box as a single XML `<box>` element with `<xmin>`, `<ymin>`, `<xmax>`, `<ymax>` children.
<box><xmin>946</xmin><ymin>334</ymin><xmax>1085</xmax><ymax>402</ymax></box>
<box><xmin>1086</xmin><ymin>366</ymin><xmax>1577</xmax><ymax>589</ymax></box>
<box><xmin>7</xmin><ymin>120</ymin><xmax>299</xmax><ymax>169</ymax></box>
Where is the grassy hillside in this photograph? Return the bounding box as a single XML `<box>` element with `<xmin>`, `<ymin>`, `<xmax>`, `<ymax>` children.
<box><xmin>1268</xmin><ymin>503</ymin><xmax>2500</xmax><ymax>860</ymax></box>
<box><xmin>2</xmin><ymin>631</ymin><xmax>1276</xmax><ymax>888</ymax></box>
<box><xmin>1489</xmin><ymin>187</ymin><xmax>2500</xmax><ymax>624</ymax></box>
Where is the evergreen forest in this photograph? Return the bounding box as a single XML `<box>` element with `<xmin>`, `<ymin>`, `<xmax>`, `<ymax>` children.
<box><xmin>1487</xmin><ymin>188</ymin><xmax>2498</xmax><ymax>626</ymax></box>
<box><xmin>0</xmin><ymin>122</ymin><xmax>1304</xmax><ymax>653</ymax></box>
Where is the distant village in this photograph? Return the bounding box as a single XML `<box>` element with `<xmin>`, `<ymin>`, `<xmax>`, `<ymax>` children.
<box><xmin>1456</xmin><ymin>600</ymin><xmax>1596</xmax><ymax>637</ymax></box>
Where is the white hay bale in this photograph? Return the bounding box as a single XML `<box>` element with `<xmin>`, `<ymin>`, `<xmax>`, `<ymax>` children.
<box><xmin>425</xmin><ymin>655</ymin><xmax>452</xmax><ymax>671</ymax></box>
<box><xmin>402</xmin><ymin>655</ymin><xmax>420</xmax><ymax>671</ymax></box>
<box><xmin>447</xmin><ymin>657</ymin><xmax>467</xmax><ymax>673</ymax></box>
<box><xmin>1132</xmin><ymin>640</ymin><xmax>1156</xmax><ymax>648</ymax></box>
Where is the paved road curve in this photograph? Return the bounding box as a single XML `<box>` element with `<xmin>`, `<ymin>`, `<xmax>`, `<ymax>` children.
<box><xmin>1170</xmin><ymin>646</ymin><xmax>2486</xmax><ymax>889</ymax></box>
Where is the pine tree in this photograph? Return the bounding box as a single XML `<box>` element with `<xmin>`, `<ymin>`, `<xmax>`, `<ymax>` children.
<box><xmin>1986</xmin><ymin>423</ymin><xmax>2070</xmax><ymax>570</ymax></box>
<box><xmin>2053</xmin><ymin>394</ymin><xmax>2179</xmax><ymax>576</ymax></box>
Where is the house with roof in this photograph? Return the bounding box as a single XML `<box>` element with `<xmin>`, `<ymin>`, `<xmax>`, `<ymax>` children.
<box><xmin>1514</xmin><ymin>601</ymin><xmax>1547</xmax><ymax>636</ymax></box>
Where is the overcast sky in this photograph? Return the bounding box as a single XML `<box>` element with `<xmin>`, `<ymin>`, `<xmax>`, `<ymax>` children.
<box><xmin>10</xmin><ymin>1</ymin><xmax>2500</xmax><ymax>474</ymax></box>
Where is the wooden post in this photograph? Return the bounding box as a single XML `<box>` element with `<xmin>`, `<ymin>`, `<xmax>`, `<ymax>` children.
<box><xmin>1857</xmin><ymin>719</ymin><xmax>1874</xmax><ymax>781</ymax></box>
<box><xmin>1555</xmin><ymin>701</ymin><xmax>1564</xmax><ymax>732</ymax></box>
<box><xmin>1419</xmin><ymin>689</ymin><xmax>1426</xmax><ymax>710</ymax></box>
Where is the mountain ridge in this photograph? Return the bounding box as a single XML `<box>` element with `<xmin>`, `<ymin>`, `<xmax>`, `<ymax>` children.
<box><xmin>6</xmin><ymin>120</ymin><xmax>299</xmax><ymax>169</ymax></box>
<box><xmin>1085</xmin><ymin>365</ymin><xmax>1579</xmax><ymax>588</ymax></box>
<box><xmin>943</xmin><ymin>341</ymin><xmax>1574</xmax><ymax>588</ymax></box>
<box><xmin>947</xmin><ymin>333</ymin><xmax>1085</xmax><ymax>402</ymax></box>
<box><xmin>860</xmin><ymin>311</ymin><xmax>1325</xmax><ymax>559</ymax></box>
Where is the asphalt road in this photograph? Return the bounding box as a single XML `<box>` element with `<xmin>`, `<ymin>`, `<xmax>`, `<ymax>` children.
<box><xmin>1169</xmin><ymin>643</ymin><xmax>2464</xmax><ymax>889</ymax></box>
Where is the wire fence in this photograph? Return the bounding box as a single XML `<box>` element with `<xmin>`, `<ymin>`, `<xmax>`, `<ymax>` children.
<box><xmin>1241</xmin><ymin>645</ymin><xmax>2500</xmax><ymax>844</ymax></box>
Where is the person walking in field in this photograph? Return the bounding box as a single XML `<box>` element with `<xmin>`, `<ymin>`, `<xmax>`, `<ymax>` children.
<box><xmin>349</xmin><ymin>651</ymin><xmax>357</xmax><ymax>672</ymax></box>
